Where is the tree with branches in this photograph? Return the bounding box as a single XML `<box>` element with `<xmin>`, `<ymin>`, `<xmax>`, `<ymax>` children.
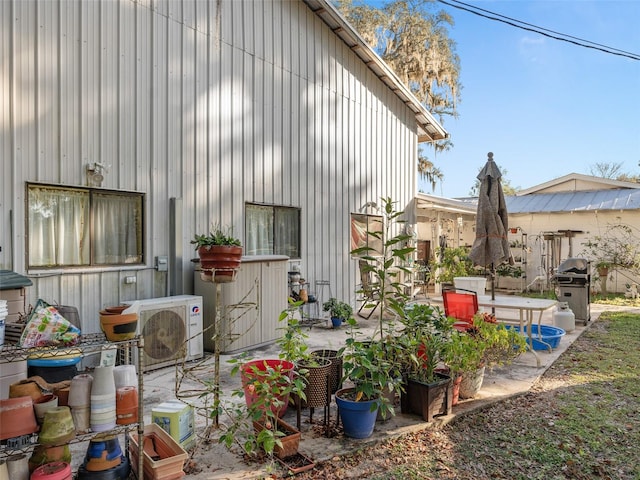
<box><xmin>336</xmin><ymin>0</ymin><xmax>461</xmax><ymax>180</ymax></box>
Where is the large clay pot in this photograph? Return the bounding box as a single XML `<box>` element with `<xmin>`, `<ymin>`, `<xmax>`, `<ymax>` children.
<box><xmin>30</xmin><ymin>462</ymin><xmax>72</xmax><ymax>480</ymax></box>
<box><xmin>84</xmin><ymin>433</ymin><xmax>123</xmax><ymax>472</ymax></box>
<box><xmin>29</xmin><ymin>445</ymin><xmax>71</xmax><ymax>473</ymax></box>
<box><xmin>115</xmin><ymin>386</ymin><xmax>138</xmax><ymax>425</ymax></box>
<box><xmin>0</xmin><ymin>396</ymin><xmax>38</xmax><ymax>440</ymax></box>
<box><xmin>99</xmin><ymin>312</ymin><xmax>138</xmax><ymax>342</ymax></box>
<box><xmin>197</xmin><ymin>245</ymin><xmax>243</xmax><ymax>283</ymax></box>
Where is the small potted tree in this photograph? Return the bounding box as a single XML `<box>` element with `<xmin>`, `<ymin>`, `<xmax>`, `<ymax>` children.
<box><xmin>397</xmin><ymin>303</ymin><xmax>455</xmax><ymax>422</ymax></box>
<box><xmin>322</xmin><ymin>298</ymin><xmax>353</xmax><ymax>328</ymax></box>
<box><xmin>191</xmin><ymin>224</ymin><xmax>242</xmax><ymax>283</ymax></box>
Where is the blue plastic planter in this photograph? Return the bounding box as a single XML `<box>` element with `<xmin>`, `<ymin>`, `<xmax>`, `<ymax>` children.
<box><xmin>335</xmin><ymin>388</ymin><xmax>378</xmax><ymax>439</ymax></box>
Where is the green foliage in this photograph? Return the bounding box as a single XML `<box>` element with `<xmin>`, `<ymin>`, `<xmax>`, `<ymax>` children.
<box><xmin>580</xmin><ymin>223</ymin><xmax>640</xmax><ymax>277</ymax></box>
<box><xmin>433</xmin><ymin>246</ymin><xmax>481</xmax><ymax>283</ymax></box>
<box><xmin>277</xmin><ymin>299</ymin><xmax>311</xmax><ymax>365</ymax></box>
<box><xmin>496</xmin><ymin>263</ymin><xmax>523</xmax><ymax>278</ymax></box>
<box><xmin>397</xmin><ymin>303</ymin><xmax>454</xmax><ymax>384</ymax></box>
<box><xmin>191</xmin><ymin>223</ymin><xmax>241</xmax><ymax>249</ymax></box>
<box><xmin>218</xmin><ymin>355</ymin><xmax>305</xmax><ymax>459</ymax></box>
<box><xmin>338</xmin><ymin>317</ymin><xmax>398</xmax><ymax>418</ymax></box>
<box><xmin>322</xmin><ymin>298</ymin><xmax>354</xmax><ymax>321</ymax></box>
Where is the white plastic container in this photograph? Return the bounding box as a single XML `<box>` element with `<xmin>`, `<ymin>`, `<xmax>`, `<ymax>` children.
<box><xmin>453</xmin><ymin>277</ymin><xmax>487</xmax><ymax>296</ymax></box>
<box><xmin>553</xmin><ymin>302</ymin><xmax>575</xmax><ymax>333</ymax></box>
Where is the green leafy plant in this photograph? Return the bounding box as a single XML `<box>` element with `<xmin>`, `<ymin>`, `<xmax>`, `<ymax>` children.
<box><xmin>218</xmin><ymin>354</ymin><xmax>305</xmax><ymax>459</ymax></box>
<box><xmin>338</xmin><ymin>317</ymin><xmax>398</xmax><ymax>418</ymax></box>
<box><xmin>397</xmin><ymin>303</ymin><xmax>454</xmax><ymax>384</ymax></box>
<box><xmin>191</xmin><ymin>223</ymin><xmax>241</xmax><ymax>249</ymax></box>
<box><xmin>322</xmin><ymin>298</ymin><xmax>353</xmax><ymax>321</ymax></box>
<box><xmin>433</xmin><ymin>246</ymin><xmax>482</xmax><ymax>284</ymax></box>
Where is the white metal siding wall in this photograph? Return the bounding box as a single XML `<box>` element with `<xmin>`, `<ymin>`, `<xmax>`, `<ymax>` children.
<box><xmin>1</xmin><ymin>0</ymin><xmax>419</xmax><ymax>329</ymax></box>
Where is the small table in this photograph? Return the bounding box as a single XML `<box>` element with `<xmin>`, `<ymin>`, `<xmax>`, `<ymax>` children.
<box><xmin>431</xmin><ymin>295</ymin><xmax>557</xmax><ymax>367</ymax></box>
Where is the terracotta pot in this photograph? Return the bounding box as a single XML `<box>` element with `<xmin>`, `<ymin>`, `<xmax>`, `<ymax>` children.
<box><xmin>29</xmin><ymin>445</ymin><xmax>71</xmax><ymax>473</ymax></box>
<box><xmin>104</xmin><ymin>305</ymin><xmax>128</xmax><ymax>314</ymax></box>
<box><xmin>55</xmin><ymin>387</ymin><xmax>70</xmax><ymax>407</ymax></box>
<box><xmin>252</xmin><ymin>417</ymin><xmax>301</xmax><ymax>459</ymax></box>
<box><xmin>99</xmin><ymin>312</ymin><xmax>138</xmax><ymax>341</ymax></box>
<box><xmin>9</xmin><ymin>379</ymin><xmax>44</xmax><ymax>401</ymax></box>
<box><xmin>115</xmin><ymin>386</ymin><xmax>138</xmax><ymax>425</ymax></box>
<box><xmin>198</xmin><ymin>245</ymin><xmax>242</xmax><ymax>283</ymax></box>
<box><xmin>38</xmin><ymin>407</ymin><xmax>76</xmax><ymax>446</ymax></box>
<box><xmin>30</xmin><ymin>462</ymin><xmax>72</xmax><ymax>480</ymax></box>
<box><xmin>0</xmin><ymin>396</ymin><xmax>38</xmax><ymax>440</ymax></box>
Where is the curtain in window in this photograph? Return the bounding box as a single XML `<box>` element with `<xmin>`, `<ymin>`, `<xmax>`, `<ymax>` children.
<box><xmin>275</xmin><ymin>208</ymin><xmax>299</xmax><ymax>258</ymax></box>
<box><xmin>93</xmin><ymin>193</ymin><xmax>142</xmax><ymax>264</ymax></box>
<box><xmin>245</xmin><ymin>204</ymin><xmax>273</xmax><ymax>255</ymax></box>
<box><xmin>28</xmin><ymin>187</ymin><xmax>90</xmax><ymax>266</ymax></box>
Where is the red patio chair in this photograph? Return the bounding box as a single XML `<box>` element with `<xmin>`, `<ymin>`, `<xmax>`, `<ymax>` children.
<box><xmin>442</xmin><ymin>287</ymin><xmax>479</xmax><ymax>332</ymax></box>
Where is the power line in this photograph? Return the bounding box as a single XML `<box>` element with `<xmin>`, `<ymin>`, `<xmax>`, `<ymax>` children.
<box><xmin>437</xmin><ymin>0</ymin><xmax>640</xmax><ymax>61</ymax></box>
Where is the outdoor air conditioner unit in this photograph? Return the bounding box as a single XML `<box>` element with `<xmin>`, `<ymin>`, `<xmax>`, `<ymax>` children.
<box><xmin>124</xmin><ymin>295</ymin><xmax>204</xmax><ymax>371</ymax></box>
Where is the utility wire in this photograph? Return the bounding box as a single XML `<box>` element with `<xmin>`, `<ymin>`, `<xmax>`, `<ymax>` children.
<box><xmin>436</xmin><ymin>0</ymin><xmax>640</xmax><ymax>61</ymax></box>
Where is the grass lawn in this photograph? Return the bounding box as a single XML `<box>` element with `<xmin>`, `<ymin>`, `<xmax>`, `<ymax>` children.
<box><xmin>295</xmin><ymin>311</ymin><xmax>640</xmax><ymax>480</ymax></box>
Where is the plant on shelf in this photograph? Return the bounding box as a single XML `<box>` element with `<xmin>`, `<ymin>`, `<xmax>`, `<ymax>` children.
<box><xmin>322</xmin><ymin>298</ymin><xmax>353</xmax><ymax>327</ymax></box>
<box><xmin>191</xmin><ymin>223</ymin><xmax>243</xmax><ymax>283</ymax></box>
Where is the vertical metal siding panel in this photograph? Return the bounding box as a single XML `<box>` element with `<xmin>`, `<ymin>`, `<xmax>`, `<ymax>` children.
<box><xmin>183</xmin><ymin>0</ymin><xmax>196</xmax><ymax>31</ymax></box>
<box><xmin>81</xmin><ymin>1</ymin><xmax>100</xmax><ymax>169</ymax></box>
<box><xmin>263</xmin><ymin>1</ymin><xmax>273</xmax><ymax>66</ymax></box>
<box><xmin>13</xmin><ymin>1</ymin><xmax>38</xmax><ymax>183</ymax></box>
<box><xmin>59</xmin><ymin>1</ymin><xmax>82</xmax><ymax>186</ymax></box>
<box><xmin>182</xmin><ymin>14</ymin><xmax>197</xmax><ymax>209</ymax></box>
<box><xmin>192</xmin><ymin>17</ymin><xmax>208</xmax><ymax>243</ymax></box>
<box><xmin>231</xmin><ymin>44</ymin><xmax>244</xmax><ymax>223</ymax></box>
<box><xmin>219</xmin><ymin>42</ymin><xmax>233</xmax><ymax>223</ymax></box>
<box><xmin>119</xmin><ymin>0</ymin><xmax>137</xmax><ymax>191</ymax></box>
<box><xmin>101</xmin><ymin>0</ymin><xmax>118</xmax><ymax>188</ymax></box>
<box><xmin>243</xmin><ymin>0</ymin><xmax>254</xmax><ymax>56</ymax></box>
<box><xmin>36</xmin><ymin>0</ymin><xmax>60</xmax><ymax>182</ymax></box>
<box><xmin>231</xmin><ymin>0</ymin><xmax>243</xmax><ymax>51</ymax></box>
<box><xmin>252</xmin><ymin>0</ymin><xmax>264</xmax><ymax>61</ymax></box>
<box><xmin>220</xmin><ymin>0</ymin><xmax>232</xmax><ymax>48</ymax></box>
<box><xmin>243</xmin><ymin>53</ymin><xmax>255</xmax><ymax>203</ymax></box>
<box><xmin>253</xmin><ymin>57</ymin><xmax>264</xmax><ymax>202</ymax></box>
<box><xmin>0</xmin><ymin>1</ymin><xmax>11</xmax><ymax>269</ymax></box>
<box><xmin>262</xmin><ymin>60</ymin><xmax>274</xmax><ymax>204</ymax></box>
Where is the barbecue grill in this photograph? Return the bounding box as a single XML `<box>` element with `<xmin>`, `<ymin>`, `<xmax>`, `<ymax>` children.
<box><xmin>553</xmin><ymin>258</ymin><xmax>590</xmax><ymax>324</ymax></box>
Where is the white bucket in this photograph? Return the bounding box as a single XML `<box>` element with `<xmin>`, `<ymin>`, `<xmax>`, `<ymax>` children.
<box><xmin>453</xmin><ymin>277</ymin><xmax>487</xmax><ymax>296</ymax></box>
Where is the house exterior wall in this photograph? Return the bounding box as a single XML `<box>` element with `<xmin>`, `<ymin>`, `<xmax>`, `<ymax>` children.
<box><xmin>0</xmin><ymin>0</ymin><xmax>420</xmax><ymax>332</ymax></box>
<box><xmin>509</xmin><ymin>210</ymin><xmax>640</xmax><ymax>294</ymax></box>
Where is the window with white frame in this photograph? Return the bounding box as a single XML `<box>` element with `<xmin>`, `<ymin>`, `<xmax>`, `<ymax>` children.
<box><xmin>350</xmin><ymin>213</ymin><xmax>384</xmax><ymax>256</ymax></box>
<box><xmin>245</xmin><ymin>203</ymin><xmax>301</xmax><ymax>259</ymax></box>
<box><xmin>27</xmin><ymin>183</ymin><xmax>144</xmax><ymax>268</ymax></box>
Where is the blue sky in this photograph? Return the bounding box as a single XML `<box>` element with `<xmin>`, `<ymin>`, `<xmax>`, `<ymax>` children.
<box><xmin>378</xmin><ymin>1</ymin><xmax>640</xmax><ymax>197</ymax></box>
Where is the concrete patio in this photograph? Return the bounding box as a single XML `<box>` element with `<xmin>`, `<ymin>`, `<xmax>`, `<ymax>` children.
<box><xmin>138</xmin><ymin>300</ymin><xmax>617</xmax><ymax>479</ymax></box>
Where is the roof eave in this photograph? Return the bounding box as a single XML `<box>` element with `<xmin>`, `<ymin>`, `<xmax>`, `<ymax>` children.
<box><xmin>302</xmin><ymin>0</ymin><xmax>449</xmax><ymax>143</ymax></box>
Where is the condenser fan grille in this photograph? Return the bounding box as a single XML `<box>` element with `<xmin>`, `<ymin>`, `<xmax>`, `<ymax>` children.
<box><xmin>142</xmin><ymin>308</ymin><xmax>187</xmax><ymax>360</ymax></box>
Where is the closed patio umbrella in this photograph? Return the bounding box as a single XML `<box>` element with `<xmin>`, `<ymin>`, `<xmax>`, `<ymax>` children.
<box><xmin>469</xmin><ymin>152</ymin><xmax>511</xmax><ymax>300</ymax></box>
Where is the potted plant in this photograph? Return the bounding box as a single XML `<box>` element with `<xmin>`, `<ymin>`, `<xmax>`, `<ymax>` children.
<box><xmin>322</xmin><ymin>298</ymin><xmax>353</xmax><ymax>328</ymax></box>
<box><xmin>446</xmin><ymin>312</ymin><xmax>527</xmax><ymax>400</ymax></box>
<box><xmin>397</xmin><ymin>304</ymin><xmax>455</xmax><ymax>422</ymax></box>
<box><xmin>191</xmin><ymin>224</ymin><xmax>242</xmax><ymax>283</ymax></box>
<box><xmin>277</xmin><ymin>302</ymin><xmax>333</xmax><ymax>412</ymax></box>
<box><xmin>335</xmin><ymin>319</ymin><xmax>397</xmax><ymax>438</ymax></box>
<box><xmin>433</xmin><ymin>246</ymin><xmax>482</xmax><ymax>286</ymax></box>
<box><xmin>220</xmin><ymin>353</ymin><xmax>306</xmax><ymax>460</ymax></box>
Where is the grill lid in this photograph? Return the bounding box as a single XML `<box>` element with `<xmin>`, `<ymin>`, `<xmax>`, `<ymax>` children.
<box><xmin>557</xmin><ymin>258</ymin><xmax>589</xmax><ymax>275</ymax></box>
